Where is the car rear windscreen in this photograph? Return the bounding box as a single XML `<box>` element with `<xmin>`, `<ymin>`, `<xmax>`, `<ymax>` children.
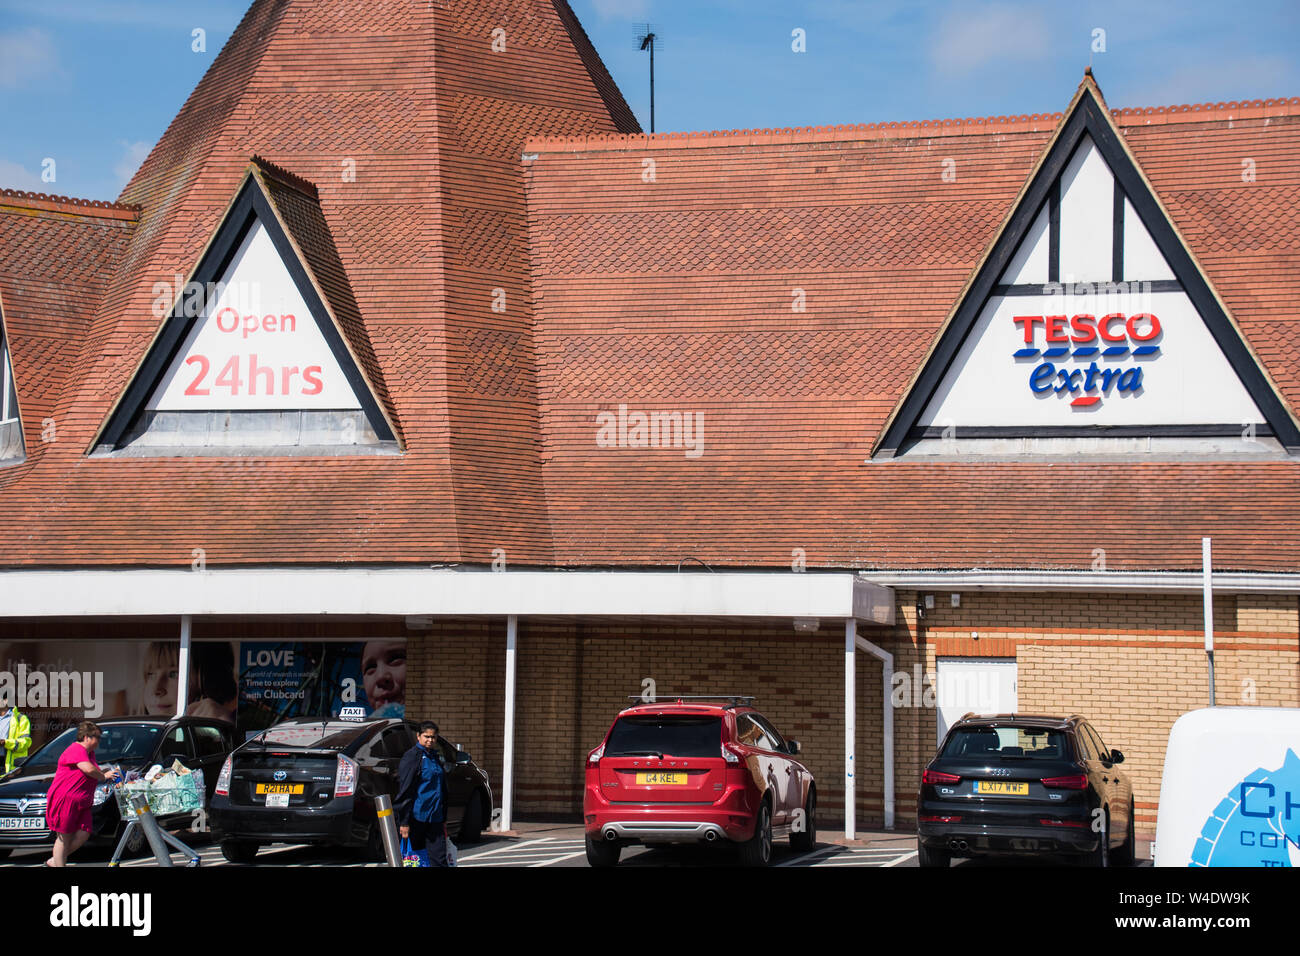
<box><xmin>941</xmin><ymin>727</ymin><xmax>1070</xmax><ymax>760</ymax></box>
<box><xmin>252</xmin><ymin>722</ymin><xmax>368</xmax><ymax>750</ymax></box>
<box><xmin>605</xmin><ymin>716</ymin><xmax>722</xmax><ymax>758</ymax></box>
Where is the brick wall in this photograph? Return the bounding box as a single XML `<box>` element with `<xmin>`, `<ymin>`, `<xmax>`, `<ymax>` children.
<box><xmin>405</xmin><ymin>616</ymin><xmax>898</xmax><ymax>827</ymax></box>
<box><xmin>892</xmin><ymin>589</ymin><xmax>1300</xmax><ymax>836</ymax></box>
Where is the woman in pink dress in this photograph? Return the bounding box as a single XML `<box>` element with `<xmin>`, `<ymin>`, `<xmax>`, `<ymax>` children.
<box><xmin>45</xmin><ymin>721</ymin><xmax>119</xmax><ymax>866</ymax></box>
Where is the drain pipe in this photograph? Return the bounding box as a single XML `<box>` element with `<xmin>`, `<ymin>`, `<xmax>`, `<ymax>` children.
<box><xmin>855</xmin><ymin>632</ymin><xmax>895</xmax><ymax>831</ymax></box>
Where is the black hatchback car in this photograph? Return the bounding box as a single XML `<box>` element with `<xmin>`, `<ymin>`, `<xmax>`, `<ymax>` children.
<box><xmin>0</xmin><ymin>716</ymin><xmax>237</xmax><ymax>858</ymax></box>
<box><xmin>917</xmin><ymin>713</ymin><xmax>1136</xmax><ymax>867</ymax></box>
<box><xmin>209</xmin><ymin>717</ymin><xmax>493</xmax><ymax>863</ymax></box>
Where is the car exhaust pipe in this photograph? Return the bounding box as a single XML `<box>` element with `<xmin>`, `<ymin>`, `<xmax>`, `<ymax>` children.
<box><xmin>604</xmin><ymin>828</ymin><xmax>618</xmax><ymax>841</ymax></box>
<box><xmin>949</xmin><ymin>839</ymin><xmax>968</xmax><ymax>851</ymax></box>
<box><xmin>705</xmin><ymin>830</ymin><xmax>717</xmax><ymax>842</ymax></box>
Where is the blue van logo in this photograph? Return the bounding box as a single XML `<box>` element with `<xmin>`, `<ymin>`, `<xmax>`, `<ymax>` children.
<box><xmin>1191</xmin><ymin>749</ymin><xmax>1300</xmax><ymax>866</ymax></box>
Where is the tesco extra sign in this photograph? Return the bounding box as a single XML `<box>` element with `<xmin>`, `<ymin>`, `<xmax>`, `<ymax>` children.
<box><xmin>1013</xmin><ymin>311</ymin><xmax>1162</xmax><ymax>407</ymax></box>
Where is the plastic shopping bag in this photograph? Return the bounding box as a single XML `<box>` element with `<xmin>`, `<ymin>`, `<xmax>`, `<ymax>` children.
<box><xmin>401</xmin><ymin>837</ymin><xmax>430</xmax><ymax>868</ymax></box>
<box><xmin>447</xmin><ymin>839</ymin><xmax>458</xmax><ymax>867</ymax></box>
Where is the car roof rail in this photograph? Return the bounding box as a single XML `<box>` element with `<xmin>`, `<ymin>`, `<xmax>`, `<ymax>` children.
<box><xmin>626</xmin><ymin>695</ymin><xmax>756</xmax><ymax>708</ymax></box>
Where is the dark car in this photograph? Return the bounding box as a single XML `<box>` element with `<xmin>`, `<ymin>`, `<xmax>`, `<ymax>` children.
<box><xmin>0</xmin><ymin>716</ymin><xmax>237</xmax><ymax>858</ymax></box>
<box><xmin>917</xmin><ymin>713</ymin><xmax>1136</xmax><ymax>867</ymax></box>
<box><xmin>209</xmin><ymin>717</ymin><xmax>493</xmax><ymax>863</ymax></box>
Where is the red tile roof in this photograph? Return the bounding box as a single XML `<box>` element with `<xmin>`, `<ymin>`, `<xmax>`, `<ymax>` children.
<box><xmin>0</xmin><ymin>0</ymin><xmax>633</xmax><ymax>568</ymax></box>
<box><xmin>523</xmin><ymin>93</ymin><xmax>1300</xmax><ymax>574</ymax></box>
<box><xmin>0</xmin><ymin>1</ymin><xmax>1297</xmax><ymax>577</ymax></box>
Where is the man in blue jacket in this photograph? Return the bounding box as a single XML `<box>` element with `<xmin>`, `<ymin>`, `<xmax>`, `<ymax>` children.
<box><xmin>395</xmin><ymin>720</ymin><xmax>448</xmax><ymax>866</ymax></box>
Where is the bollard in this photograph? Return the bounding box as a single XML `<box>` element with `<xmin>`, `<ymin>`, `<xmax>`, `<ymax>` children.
<box><xmin>375</xmin><ymin>794</ymin><xmax>401</xmax><ymax>867</ymax></box>
<box><xmin>130</xmin><ymin>792</ymin><xmax>174</xmax><ymax>867</ymax></box>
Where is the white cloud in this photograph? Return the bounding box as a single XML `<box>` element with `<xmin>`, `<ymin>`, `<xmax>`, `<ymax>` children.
<box><xmin>929</xmin><ymin>2</ymin><xmax>1051</xmax><ymax>76</ymax></box>
<box><xmin>0</xmin><ymin>27</ymin><xmax>59</xmax><ymax>88</ymax></box>
<box><xmin>0</xmin><ymin>159</ymin><xmax>43</xmax><ymax>192</ymax></box>
<box><xmin>1129</xmin><ymin>55</ymin><xmax>1297</xmax><ymax>107</ymax></box>
<box><xmin>113</xmin><ymin>140</ymin><xmax>153</xmax><ymax>189</ymax></box>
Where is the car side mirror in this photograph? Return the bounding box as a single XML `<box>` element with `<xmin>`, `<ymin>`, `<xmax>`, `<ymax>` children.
<box><xmin>786</xmin><ymin>740</ymin><xmax>801</xmax><ymax>755</ymax></box>
<box><xmin>456</xmin><ymin>750</ymin><xmax>472</xmax><ymax>764</ymax></box>
<box><xmin>1110</xmin><ymin>749</ymin><xmax>1124</xmax><ymax>764</ymax></box>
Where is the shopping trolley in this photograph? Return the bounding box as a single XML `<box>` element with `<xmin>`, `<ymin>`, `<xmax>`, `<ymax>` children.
<box><xmin>108</xmin><ymin>770</ymin><xmax>204</xmax><ymax>867</ymax></box>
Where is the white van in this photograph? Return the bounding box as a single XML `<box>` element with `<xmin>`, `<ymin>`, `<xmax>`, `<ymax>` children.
<box><xmin>1154</xmin><ymin>706</ymin><xmax>1300</xmax><ymax>866</ymax></box>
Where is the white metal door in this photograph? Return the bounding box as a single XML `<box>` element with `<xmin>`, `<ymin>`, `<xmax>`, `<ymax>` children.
<box><xmin>935</xmin><ymin>658</ymin><xmax>1018</xmax><ymax>745</ymax></box>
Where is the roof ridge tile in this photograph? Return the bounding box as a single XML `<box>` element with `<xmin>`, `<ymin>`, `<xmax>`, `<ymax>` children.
<box><xmin>249</xmin><ymin>155</ymin><xmax>320</xmax><ymax>200</ymax></box>
<box><xmin>0</xmin><ymin>188</ymin><xmax>141</xmax><ymax>220</ymax></box>
<box><xmin>525</xmin><ymin>96</ymin><xmax>1300</xmax><ymax>153</ymax></box>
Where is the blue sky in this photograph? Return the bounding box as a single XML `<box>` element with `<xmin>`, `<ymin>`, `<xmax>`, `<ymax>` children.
<box><xmin>0</xmin><ymin>0</ymin><xmax>1296</xmax><ymax>200</ymax></box>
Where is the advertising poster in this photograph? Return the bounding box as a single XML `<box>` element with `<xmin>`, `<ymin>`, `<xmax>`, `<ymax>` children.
<box><xmin>0</xmin><ymin>640</ymin><xmax>238</xmax><ymax>752</ymax></box>
<box><xmin>236</xmin><ymin>640</ymin><xmax>405</xmax><ymax>736</ymax></box>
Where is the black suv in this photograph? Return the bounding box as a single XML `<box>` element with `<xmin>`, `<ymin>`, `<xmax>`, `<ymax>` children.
<box><xmin>0</xmin><ymin>716</ymin><xmax>236</xmax><ymax>857</ymax></box>
<box><xmin>209</xmin><ymin>717</ymin><xmax>493</xmax><ymax>863</ymax></box>
<box><xmin>917</xmin><ymin>713</ymin><xmax>1135</xmax><ymax>867</ymax></box>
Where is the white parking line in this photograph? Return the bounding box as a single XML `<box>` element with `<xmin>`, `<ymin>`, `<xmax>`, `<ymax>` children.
<box><xmin>528</xmin><ymin>850</ymin><xmax>587</xmax><ymax>867</ymax></box>
<box><xmin>882</xmin><ymin>850</ymin><xmax>918</xmax><ymax>867</ymax></box>
<box><xmin>776</xmin><ymin>845</ymin><xmax>841</xmax><ymax>866</ymax></box>
<box><xmin>456</xmin><ymin>837</ymin><xmax>554</xmax><ymax>860</ymax></box>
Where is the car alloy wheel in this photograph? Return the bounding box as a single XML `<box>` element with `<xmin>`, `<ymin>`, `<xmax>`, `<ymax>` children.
<box><xmin>740</xmin><ymin>801</ymin><xmax>773</xmax><ymax>866</ymax></box>
<box><xmin>1092</xmin><ymin>810</ymin><xmax>1109</xmax><ymax>868</ymax></box>
<box><xmin>791</xmin><ymin>789</ymin><xmax>816</xmax><ymax>851</ymax></box>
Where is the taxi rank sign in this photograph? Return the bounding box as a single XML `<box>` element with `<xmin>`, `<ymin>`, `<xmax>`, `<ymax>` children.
<box><xmin>1013</xmin><ymin>310</ymin><xmax>1161</xmax><ymax>407</ymax></box>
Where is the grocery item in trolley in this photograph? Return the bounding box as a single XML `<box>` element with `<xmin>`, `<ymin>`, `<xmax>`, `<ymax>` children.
<box><xmin>113</xmin><ymin>760</ymin><xmax>205</xmax><ymax>817</ymax></box>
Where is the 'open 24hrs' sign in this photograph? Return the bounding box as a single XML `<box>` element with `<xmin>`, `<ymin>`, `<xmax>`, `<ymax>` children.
<box><xmin>146</xmin><ymin>221</ymin><xmax>362</xmax><ymax>412</ymax></box>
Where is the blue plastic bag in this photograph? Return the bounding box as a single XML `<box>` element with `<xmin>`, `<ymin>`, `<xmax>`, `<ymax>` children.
<box><xmin>401</xmin><ymin>837</ymin><xmax>430</xmax><ymax>868</ymax></box>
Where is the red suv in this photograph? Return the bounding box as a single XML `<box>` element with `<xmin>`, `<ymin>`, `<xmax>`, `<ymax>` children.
<box><xmin>583</xmin><ymin>697</ymin><xmax>816</xmax><ymax>867</ymax></box>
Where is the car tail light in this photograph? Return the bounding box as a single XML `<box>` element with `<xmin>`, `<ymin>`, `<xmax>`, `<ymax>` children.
<box><xmin>215</xmin><ymin>756</ymin><xmax>232</xmax><ymax>796</ymax></box>
<box><xmin>334</xmin><ymin>755</ymin><xmax>358</xmax><ymax>797</ymax></box>
<box><xmin>587</xmin><ymin>742</ymin><xmax>605</xmax><ymax>767</ymax></box>
<box><xmin>922</xmin><ymin>769</ymin><xmax>961</xmax><ymax>785</ymax></box>
<box><xmin>1041</xmin><ymin>773</ymin><xmax>1088</xmax><ymax>790</ymax></box>
<box><xmin>722</xmin><ymin>743</ymin><xmax>744</xmax><ymax>764</ymax></box>
<box><xmin>919</xmin><ymin>814</ymin><xmax>962</xmax><ymax>823</ymax></box>
<box><xmin>1039</xmin><ymin>817</ymin><xmax>1087</xmax><ymax>828</ymax></box>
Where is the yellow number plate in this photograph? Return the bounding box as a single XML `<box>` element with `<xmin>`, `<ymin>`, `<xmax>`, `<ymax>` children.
<box><xmin>974</xmin><ymin>781</ymin><xmax>1029</xmax><ymax>796</ymax></box>
<box><xmin>255</xmin><ymin>783</ymin><xmax>304</xmax><ymax>795</ymax></box>
<box><xmin>635</xmin><ymin>772</ymin><xmax>687</xmax><ymax>786</ymax></box>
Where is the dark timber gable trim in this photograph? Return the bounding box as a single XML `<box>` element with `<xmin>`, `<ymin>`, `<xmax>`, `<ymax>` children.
<box><xmin>873</xmin><ymin>83</ymin><xmax>1300</xmax><ymax>457</ymax></box>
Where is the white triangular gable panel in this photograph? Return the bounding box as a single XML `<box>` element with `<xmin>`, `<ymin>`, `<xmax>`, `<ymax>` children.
<box><xmin>146</xmin><ymin>220</ymin><xmax>363</xmax><ymax>411</ymax></box>
<box><xmin>1000</xmin><ymin>136</ymin><xmax>1175</xmax><ymax>286</ymax></box>
<box><xmin>1</xmin><ymin>338</ymin><xmax>17</xmax><ymax>425</ymax></box>
<box><xmin>1000</xmin><ymin>207</ymin><xmax>1049</xmax><ymax>285</ymax></box>
<box><xmin>925</xmin><ymin>135</ymin><xmax>1266</xmax><ymax>429</ymax></box>
<box><xmin>1123</xmin><ymin>195</ymin><xmax>1174</xmax><ymax>282</ymax></box>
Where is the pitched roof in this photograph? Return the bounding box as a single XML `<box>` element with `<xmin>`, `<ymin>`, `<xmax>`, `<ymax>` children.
<box><xmin>522</xmin><ymin>90</ymin><xmax>1300</xmax><ymax>573</ymax></box>
<box><xmin>0</xmin><ymin>191</ymin><xmax>138</xmax><ymax>474</ymax></box>
<box><xmin>0</xmin><ymin>0</ymin><xmax>637</xmax><ymax>567</ymax></box>
<box><xmin>1</xmin><ymin>3</ymin><xmax>1298</xmax><ymax>576</ymax></box>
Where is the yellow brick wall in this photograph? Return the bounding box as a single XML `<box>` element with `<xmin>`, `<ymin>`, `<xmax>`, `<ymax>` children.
<box><xmin>403</xmin><ymin>591</ymin><xmax>1298</xmax><ymax>837</ymax></box>
<box><xmin>893</xmin><ymin>589</ymin><xmax>1299</xmax><ymax>836</ymax></box>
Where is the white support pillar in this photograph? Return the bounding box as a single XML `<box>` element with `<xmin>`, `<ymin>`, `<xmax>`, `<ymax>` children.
<box><xmin>855</xmin><ymin>634</ymin><xmax>895</xmax><ymax>830</ymax></box>
<box><xmin>844</xmin><ymin>618</ymin><xmax>856</xmax><ymax>840</ymax></box>
<box><xmin>501</xmin><ymin>614</ymin><xmax>518</xmax><ymax>832</ymax></box>
<box><xmin>175</xmin><ymin>615</ymin><xmax>192</xmax><ymax>719</ymax></box>
<box><xmin>1203</xmin><ymin>536</ymin><xmax>1215</xmax><ymax>706</ymax></box>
